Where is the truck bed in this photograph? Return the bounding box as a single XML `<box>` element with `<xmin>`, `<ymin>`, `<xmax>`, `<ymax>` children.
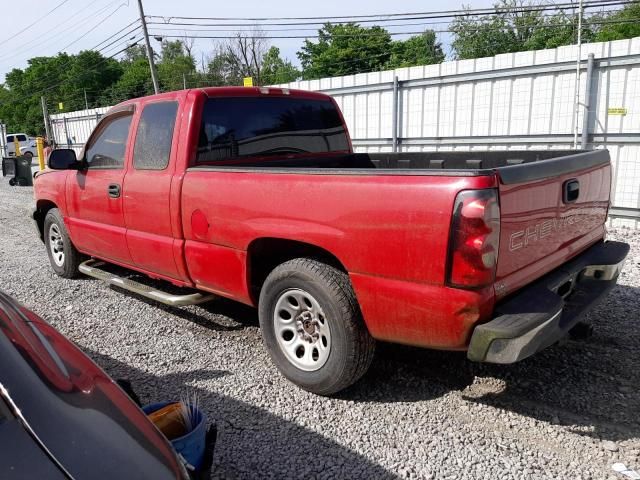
<box><xmin>191</xmin><ymin>149</ymin><xmax>609</xmax><ymax>184</ymax></box>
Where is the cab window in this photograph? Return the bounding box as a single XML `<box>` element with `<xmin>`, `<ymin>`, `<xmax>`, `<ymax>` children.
<box><xmin>85</xmin><ymin>114</ymin><xmax>133</xmax><ymax>169</ymax></box>
<box><xmin>133</xmin><ymin>101</ymin><xmax>178</xmax><ymax>170</ymax></box>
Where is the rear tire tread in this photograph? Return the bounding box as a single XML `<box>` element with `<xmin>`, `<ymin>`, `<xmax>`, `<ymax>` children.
<box><xmin>260</xmin><ymin>258</ymin><xmax>375</xmax><ymax>395</ymax></box>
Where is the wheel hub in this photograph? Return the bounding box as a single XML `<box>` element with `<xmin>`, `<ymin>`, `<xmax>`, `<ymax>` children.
<box><xmin>48</xmin><ymin>223</ymin><xmax>65</xmax><ymax>267</ymax></box>
<box><xmin>273</xmin><ymin>288</ymin><xmax>331</xmax><ymax>371</ymax></box>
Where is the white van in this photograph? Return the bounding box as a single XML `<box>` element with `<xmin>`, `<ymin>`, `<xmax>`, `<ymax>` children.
<box><xmin>6</xmin><ymin>133</ymin><xmax>37</xmax><ymax>158</ymax></box>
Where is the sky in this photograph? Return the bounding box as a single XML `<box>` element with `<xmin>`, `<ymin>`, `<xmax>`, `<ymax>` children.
<box><xmin>0</xmin><ymin>0</ymin><xmax>498</xmax><ymax>82</ymax></box>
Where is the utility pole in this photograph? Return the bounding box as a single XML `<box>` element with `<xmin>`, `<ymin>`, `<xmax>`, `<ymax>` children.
<box><xmin>41</xmin><ymin>96</ymin><xmax>52</xmax><ymax>141</ymax></box>
<box><xmin>183</xmin><ymin>72</ymin><xmax>187</xmax><ymax>90</ymax></box>
<box><xmin>137</xmin><ymin>0</ymin><xmax>159</xmax><ymax>94</ymax></box>
<box><xmin>84</xmin><ymin>89</ymin><xmax>89</xmax><ymax>110</ymax></box>
<box><xmin>573</xmin><ymin>0</ymin><xmax>584</xmax><ymax>149</ymax></box>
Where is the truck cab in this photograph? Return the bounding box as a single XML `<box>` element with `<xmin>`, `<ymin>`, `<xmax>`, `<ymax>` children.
<box><xmin>6</xmin><ymin>133</ymin><xmax>36</xmax><ymax>158</ymax></box>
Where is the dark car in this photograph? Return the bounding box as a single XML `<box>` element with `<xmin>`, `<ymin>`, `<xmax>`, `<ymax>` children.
<box><xmin>0</xmin><ymin>290</ymin><xmax>189</xmax><ymax>480</ymax></box>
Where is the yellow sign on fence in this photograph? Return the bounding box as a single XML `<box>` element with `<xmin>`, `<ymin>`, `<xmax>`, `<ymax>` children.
<box><xmin>608</xmin><ymin>107</ymin><xmax>627</xmax><ymax>116</ymax></box>
<box><xmin>243</xmin><ymin>77</ymin><xmax>253</xmax><ymax>87</ymax></box>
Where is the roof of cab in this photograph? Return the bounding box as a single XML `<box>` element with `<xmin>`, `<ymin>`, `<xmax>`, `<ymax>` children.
<box><xmin>110</xmin><ymin>86</ymin><xmax>332</xmax><ymax>112</ymax></box>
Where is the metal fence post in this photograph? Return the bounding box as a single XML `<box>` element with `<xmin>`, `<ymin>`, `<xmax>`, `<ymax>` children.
<box><xmin>392</xmin><ymin>75</ymin><xmax>399</xmax><ymax>152</ymax></box>
<box><xmin>63</xmin><ymin>117</ymin><xmax>71</xmax><ymax>149</ymax></box>
<box><xmin>581</xmin><ymin>53</ymin><xmax>595</xmax><ymax>150</ymax></box>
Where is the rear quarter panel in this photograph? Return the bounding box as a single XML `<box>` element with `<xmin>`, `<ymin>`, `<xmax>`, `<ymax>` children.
<box><xmin>181</xmin><ymin>169</ymin><xmax>496</xmax><ymax>347</ymax></box>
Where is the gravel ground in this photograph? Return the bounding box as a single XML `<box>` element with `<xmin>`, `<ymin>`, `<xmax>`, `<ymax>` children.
<box><xmin>1</xmin><ymin>180</ymin><xmax>639</xmax><ymax>480</ymax></box>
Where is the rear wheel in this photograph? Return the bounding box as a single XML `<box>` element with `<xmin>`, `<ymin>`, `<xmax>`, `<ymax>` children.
<box><xmin>44</xmin><ymin>208</ymin><xmax>83</xmax><ymax>278</ymax></box>
<box><xmin>259</xmin><ymin>258</ymin><xmax>375</xmax><ymax>395</ymax></box>
<box><xmin>23</xmin><ymin>151</ymin><xmax>33</xmax><ymax>159</ymax></box>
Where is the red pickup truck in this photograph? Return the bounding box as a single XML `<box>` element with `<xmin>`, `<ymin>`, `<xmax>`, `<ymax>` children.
<box><xmin>33</xmin><ymin>87</ymin><xmax>629</xmax><ymax>395</ymax></box>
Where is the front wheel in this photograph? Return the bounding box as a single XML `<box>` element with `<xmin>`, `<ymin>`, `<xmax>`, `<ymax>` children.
<box><xmin>259</xmin><ymin>258</ymin><xmax>375</xmax><ymax>395</ymax></box>
<box><xmin>44</xmin><ymin>208</ymin><xmax>83</xmax><ymax>278</ymax></box>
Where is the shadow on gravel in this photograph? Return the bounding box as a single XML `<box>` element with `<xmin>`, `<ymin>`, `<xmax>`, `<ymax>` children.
<box><xmin>86</xmin><ymin>349</ymin><xmax>395</xmax><ymax>479</ymax></box>
<box><xmin>344</xmin><ymin>284</ymin><xmax>640</xmax><ymax>443</ymax></box>
<box><xmin>461</xmin><ymin>284</ymin><xmax>640</xmax><ymax>443</ymax></box>
<box><xmin>342</xmin><ymin>343</ymin><xmax>475</xmax><ymax>403</ymax></box>
<box><xmin>110</xmin><ymin>286</ymin><xmax>259</xmax><ymax>332</ymax></box>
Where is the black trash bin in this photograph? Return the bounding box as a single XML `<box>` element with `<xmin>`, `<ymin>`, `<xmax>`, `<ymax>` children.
<box><xmin>2</xmin><ymin>157</ymin><xmax>16</xmax><ymax>178</ymax></box>
<box><xmin>13</xmin><ymin>156</ymin><xmax>33</xmax><ymax>186</ymax></box>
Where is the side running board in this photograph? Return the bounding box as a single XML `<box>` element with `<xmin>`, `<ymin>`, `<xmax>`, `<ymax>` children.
<box><xmin>79</xmin><ymin>259</ymin><xmax>216</xmax><ymax>307</ymax></box>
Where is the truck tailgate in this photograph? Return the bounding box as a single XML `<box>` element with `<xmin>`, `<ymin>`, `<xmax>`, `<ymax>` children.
<box><xmin>494</xmin><ymin>150</ymin><xmax>611</xmax><ymax>299</ymax></box>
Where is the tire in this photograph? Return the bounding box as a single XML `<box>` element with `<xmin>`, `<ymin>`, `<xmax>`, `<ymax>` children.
<box><xmin>44</xmin><ymin>208</ymin><xmax>83</xmax><ymax>278</ymax></box>
<box><xmin>23</xmin><ymin>151</ymin><xmax>33</xmax><ymax>158</ymax></box>
<box><xmin>8</xmin><ymin>178</ymin><xmax>16</xmax><ymax>186</ymax></box>
<box><xmin>259</xmin><ymin>258</ymin><xmax>375</xmax><ymax>395</ymax></box>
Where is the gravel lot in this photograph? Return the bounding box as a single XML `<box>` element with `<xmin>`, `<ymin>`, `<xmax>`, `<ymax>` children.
<box><xmin>1</xmin><ymin>179</ymin><xmax>639</xmax><ymax>480</ymax></box>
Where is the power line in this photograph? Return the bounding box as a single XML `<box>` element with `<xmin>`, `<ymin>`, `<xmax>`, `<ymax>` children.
<box><xmin>0</xmin><ymin>0</ymin><xmax>73</xmax><ymax>46</ymax></box>
<box><xmin>148</xmin><ymin>13</ymin><xmax>634</xmax><ymax>39</ymax></box>
<box><xmin>57</xmin><ymin>2</ymin><xmax>132</xmax><ymax>52</ymax></box>
<box><xmin>145</xmin><ymin>0</ymin><xmax>628</xmax><ymax>23</ymax></box>
<box><xmin>0</xmin><ymin>5</ymin><xmax>137</xmax><ymax>65</ymax></box>
<box><xmin>0</xmin><ymin>0</ymin><xmax>107</xmax><ymax>61</ymax></box>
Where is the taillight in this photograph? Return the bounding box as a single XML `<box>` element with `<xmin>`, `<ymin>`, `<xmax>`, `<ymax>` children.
<box><xmin>446</xmin><ymin>189</ymin><xmax>500</xmax><ymax>289</ymax></box>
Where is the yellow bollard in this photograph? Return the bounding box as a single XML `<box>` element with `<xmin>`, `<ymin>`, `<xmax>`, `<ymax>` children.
<box><xmin>36</xmin><ymin>137</ymin><xmax>45</xmax><ymax>171</ymax></box>
<box><xmin>13</xmin><ymin>136</ymin><xmax>21</xmax><ymax>156</ymax></box>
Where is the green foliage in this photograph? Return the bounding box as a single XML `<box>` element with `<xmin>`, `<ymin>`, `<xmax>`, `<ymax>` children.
<box><xmin>0</xmin><ymin>51</ymin><xmax>122</xmax><ymax>134</ymax></box>
<box><xmin>298</xmin><ymin>23</ymin><xmax>393</xmax><ymax>79</ymax></box>
<box><xmin>451</xmin><ymin>0</ymin><xmax>600</xmax><ymax>60</ymax></box>
<box><xmin>596</xmin><ymin>3</ymin><xmax>640</xmax><ymax>42</ymax></box>
<box><xmin>157</xmin><ymin>40</ymin><xmax>197</xmax><ymax>91</ymax></box>
<box><xmin>262</xmin><ymin>46</ymin><xmax>300</xmax><ymax>84</ymax></box>
<box><xmin>298</xmin><ymin>24</ymin><xmax>446</xmax><ymax>78</ymax></box>
<box><xmin>387</xmin><ymin>31</ymin><xmax>445</xmax><ymax>68</ymax></box>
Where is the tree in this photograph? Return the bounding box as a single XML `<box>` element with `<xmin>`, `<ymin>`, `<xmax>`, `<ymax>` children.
<box><xmin>123</xmin><ymin>44</ymin><xmax>147</xmax><ymax>62</ymax></box>
<box><xmin>596</xmin><ymin>3</ymin><xmax>640</xmax><ymax>42</ymax></box>
<box><xmin>226</xmin><ymin>31</ymin><xmax>270</xmax><ymax>84</ymax></box>
<box><xmin>0</xmin><ymin>51</ymin><xmax>123</xmax><ymax>134</ymax></box>
<box><xmin>157</xmin><ymin>40</ymin><xmax>196</xmax><ymax>91</ymax></box>
<box><xmin>451</xmin><ymin>0</ymin><xmax>598</xmax><ymax>60</ymax></box>
<box><xmin>297</xmin><ymin>23</ymin><xmax>393</xmax><ymax>79</ymax></box>
<box><xmin>387</xmin><ymin>31</ymin><xmax>445</xmax><ymax>68</ymax></box>
<box><xmin>100</xmin><ymin>58</ymin><xmax>152</xmax><ymax>104</ymax></box>
<box><xmin>261</xmin><ymin>46</ymin><xmax>300</xmax><ymax>84</ymax></box>
<box><xmin>203</xmin><ymin>44</ymin><xmax>244</xmax><ymax>86</ymax></box>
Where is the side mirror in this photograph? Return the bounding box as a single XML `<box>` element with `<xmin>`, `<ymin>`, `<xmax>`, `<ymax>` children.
<box><xmin>48</xmin><ymin>149</ymin><xmax>82</xmax><ymax>170</ymax></box>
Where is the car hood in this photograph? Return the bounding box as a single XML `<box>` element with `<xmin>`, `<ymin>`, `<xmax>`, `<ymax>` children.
<box><xmin>0</xmin><ymin>291</ymin><xmax>186</xmax><ymax>480</ymax></box>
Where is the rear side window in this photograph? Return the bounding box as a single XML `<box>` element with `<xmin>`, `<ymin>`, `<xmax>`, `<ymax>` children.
<box><xmin>85</xmin><ymin>114</ymin><xmax>132</xmax><ymax>169</ymax></box>
<box><xmin>16</xmin><ymin>135</ymin><xmax>27</xmax><ymax>142</ymax></box>
<box><xmin>196</xmin><ymin>96</ymin><xmax>349</xmax><ymax>164</ymax></box>
<box><xmin>133</xmin><ymin>101</ymin><xmax>178</xmax><ymax>170</ymax></box>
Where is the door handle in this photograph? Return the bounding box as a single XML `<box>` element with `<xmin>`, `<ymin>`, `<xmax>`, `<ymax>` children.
<box><xmin>563</xmin><ymin>179</ymin><xmax>579</xmax><ymax>203</ymax></box>
<box><xmin>108</xmin><ymin>183</ymin><xmax>121</xmax><ymax>198</ymax></box>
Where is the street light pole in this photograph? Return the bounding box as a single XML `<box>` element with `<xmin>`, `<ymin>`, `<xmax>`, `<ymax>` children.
<box><xmin>137</xmin><ymin>0</ymin><xmax>160</xmax><ymax>94</ymax></box>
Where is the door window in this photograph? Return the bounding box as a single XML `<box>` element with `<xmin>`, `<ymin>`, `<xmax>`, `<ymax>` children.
<box><xmin>133</xmin><ymin>101</ymin><xmax>178</xmax><ymax>170</ymax></box>
<box><xmin>16</xmin><ymin>135</ymin><xmax>27</xmax><ymax>142</ymax></box>
<box><xmin>85</xmin><ymin>114</ymin><xmax>132</xmax><ymax>169</ymax></box>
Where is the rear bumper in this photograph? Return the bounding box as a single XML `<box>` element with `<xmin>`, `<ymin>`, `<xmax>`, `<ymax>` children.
<box><xmin>467</xmin><ymin>240</ymin><xmax>629</xmax><ymax>363</ymax></box>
